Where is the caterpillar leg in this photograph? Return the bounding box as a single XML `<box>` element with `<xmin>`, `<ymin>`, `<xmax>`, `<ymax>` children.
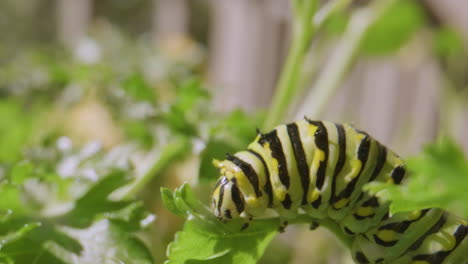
<box><xmin>240</xmin><ymin>216</ymin><xmax>253</xmax><ymax>231</ymax></box>
<box><xmin>278</xmin><ymin>220</ymin><xmax>289</xmax><ymax>233</ymax></box>
<box><xmin>309</xmin><ymin>221</ymin><xmax>320</xmax><ymax>230</ymax></box>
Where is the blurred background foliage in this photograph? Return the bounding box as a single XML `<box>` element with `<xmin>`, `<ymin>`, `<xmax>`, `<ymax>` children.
<box><xmin>0</xmin><ymin>0</ymin><xmax>468</xmax><ymax>263</ymax></box>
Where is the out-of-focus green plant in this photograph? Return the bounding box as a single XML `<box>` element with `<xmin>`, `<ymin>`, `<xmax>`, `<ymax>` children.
<box><xmin>161</xmin><ymin>184</ymin><xmax>279</xmax><ymax>264</ymax></box>
<box><xmin>0</xmin><ymin>100</ymin><xmax>45</xmax><ymax>163</ymax></box>
<box><xmin>433</xmin><ymin>26</ymin><xmax>468</xmax><ymax>94</ymax></box>
<box><xmin>359</xmin><ymin>0</ymin><xmax>426</xmax><ymax>55</ymax></box>
<box><xmin>0</xmin><ymin>23</ymin><xmax>224</xmax><ymax>263</ymax></box>
<box><xmin>198</xmin><ymin>110</ymin><xmax>264</xmax><ymax>184</ymax></box>
<box><xmin>0</xmin><ymin>138</ymin><xmax>154</xmax><ymax>264</ymax></box>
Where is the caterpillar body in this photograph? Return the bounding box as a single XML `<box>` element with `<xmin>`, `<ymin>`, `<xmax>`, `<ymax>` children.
<box><xmin>211</xmin><ymin>119</ymin><xmax>468</xmax><ymax>264</ymax></box>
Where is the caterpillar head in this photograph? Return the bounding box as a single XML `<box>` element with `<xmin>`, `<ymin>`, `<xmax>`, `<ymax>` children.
<box><xmin>212</xmin><ymin>162</ymin><xmax>246</xmax><ymax>222</ymax></box>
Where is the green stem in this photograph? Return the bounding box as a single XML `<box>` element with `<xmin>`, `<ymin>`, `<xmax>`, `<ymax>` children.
<box><xmin>262</xmin><ymin>1</ymin><xmax>317</xmax><ymax>131</ymax></box>
<box><xmin>313</xmin><ymin>0</ymin><xmax>352</xmax><ymax>28</ymax></box>
<box><xmin>120</xmin><ymin>137</ymin><xmax>190</xmax><ymax>200</ymax></box>
<box><xmin>263</xmin><ymin>0</ymin><xmax>355</xmax><ymax>130</ymax></box>
<box><xmin>438</xmin><ymin>76</ymin><xmax>462</xmax><ymax>139</ymax></box>
<box><xmin>285</xmin><ymin>215</ymin><xmax>355</xmax><ymax>249</ymax></box>
<box><xmin>294</xmin><ymin>0</ymin><xmax>353</xmax><ymax>109</ymax></box>
<box><xmin>296</xmin><ymin>0</ymin><xmax>397</xmax><ymax>119</ymax></box>
<box><xmin>317</xmin><ymin>218</ymin><xmax>354</xmax><ymax>249</ymax></box>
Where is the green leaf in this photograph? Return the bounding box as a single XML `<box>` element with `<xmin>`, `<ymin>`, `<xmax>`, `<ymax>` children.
<box><xmin>161</xmin><ymin>184</ymin><xmax>279</xmax><ymax>264</ymax></box>
<box><xmin>0</xmin><ymin>222</ymin><xmax>42</xmax><ymax>248</ymax></box>
<box><xmin>161</xmin><ymin>187</ymin><xmax>185</xmax><ymax>217</ymax></box>
<box><xmin>0</xmin><ymin>183</ymin><xmax>26</xmax><ymax>214</ymax></box>
<box><xmin>433</xmin><ymin>27</ymin><xmax>464</xmax><ymax>57</ymax></box>
<box><xmin>45</xmin><ymin>220</ymin><xmax>153</xmax><ymax>264</ymax></box>
<box><xmin>199</xmin><ymin>110</ymin><xmax>262</xmax><ymax>183</ymax></box>
<box><xmin>198</xmin><ymin>140</ymin><xmax>237</xmax><ymax>184</ymax></box>
<box><xmin>322</xmin><ymin>11</ymin><xmax>349</xmax><ymax>35</ymax></box>
<box><xmin>124</xmin><ymin>121</ymin><xmax>154</xmax><ymax>148</ymax></box>
<box><xmin>0</xmin><ymin>217</ymin><xmax>84</xmax><ymax>264</ymax></box>
<box><xmin>0</xmin><ymin>100</ymin><xmax>40</xmax><ymax>163</ymax></box>
<box><xmin>0</xmin><ymin>169</ymin><xmax>155</xmax><ymax>264</ymax></box>
<box><xmin>163</xmin><ymin>78</ymin><xmax>209</xmax><ymax>136</ymax></box>
<box><xmin>165</xmin><ymin>217</ymin><xmax>277</xmax><ymax>264</ymax></box>
<box><xmin>221</xmin><ymin>110</ymin><xmax>261</xmax><ymax>145</ymax></box>
<box><xmin>10</xmin><ymin>161</ymin><xmax>34</xmax><ymax>185</ymax></box>
<box><xmin>58</xmin><ymin>170</ymin><xmax>133</xmax><ymax>228</ymax></box>
<box><xmin>122</xmin><ymin>73</ymin><xmax>156</xmax><ymax>102</ymax></box>
<box><xmin>364</xmin><ymin>137</ymin><xmax>468</xmax><ymax>218</ymax></box>
<box><xmin>173</xmin><ymin>79</ymin><xmax>210</xmax><ymax>113</ymax></box>
<box><xmin>107</xmin><ymin>201</ymin><xmax>156</xmax><ymax>231</ymax></box>
<box><xmin>165</xmin><ymin>184</ymin><xmax>207</xmax><ymax>217</ymax></box>
<box><xmin>163</xmin><ymin>184</ymin><xmax>278</xmax><ymax>264</ymax></box>
<box><xmin>360</xmin><ymin>0</ymin><xmax>426</xmax><ymax>55</ymax></box>
<box><xmin>0</xmin><ymin>219</ymin><xmax>153</xmax><ymax>264</ymax></box>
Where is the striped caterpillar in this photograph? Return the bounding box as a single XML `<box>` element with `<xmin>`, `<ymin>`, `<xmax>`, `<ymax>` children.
<box><xmin>211</xmin><ymin>119</ymin><xmax>468</xmax><ymax>264</ymax></box>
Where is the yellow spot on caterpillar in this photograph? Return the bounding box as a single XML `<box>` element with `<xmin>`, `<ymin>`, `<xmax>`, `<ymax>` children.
<box><xmin>308</xmin><ymin>124</ymin><xmax>318</xmax><ymax>137</ymax></box>
<box><xmin>235</xmin><ymin>170</ymin><xmax>249</xmax><ymax>188</ymax></box>
<box><xmin>212</xmin><ymin>187</ymin><xmax>220</xmax><ymax>197</ymax></box>
<box><xmin>356</xmin><ymin>206</ymin><xmax>374</xmax><ymax>217</ymax></box>
<box><xmin>246</xmin><ymin>197</ymin><xmax>261</xmax><ymax>208</ymax></box>
<box><xmin>263</xmin><ymin>143</ymin><xmax>279</xmax><ymax>175</ymax></box>
<box><xmin>213</xmin><ymin>159</ymin><xmax>223</xmax><ymax>168</ymax></box>
<box><xmin>275</xmin><ymin>187</ymin><xmax>287</xmax><ymax>201</ymax></box>
<box><xmin>333</xmin><ymin>198</ymin><xmax>349</xmax><ymax>209</ymax></box>
<box><xmin>408</xmin><ymin>210</ymin><xmax>421</xmax><ymax>220</ymax></box>
<box><xmin>271</xmin><ymin>158</ymin><xmax>279</xmax><ymax>175</ymax></box>
<box><xmin>213</xmin><ymin>159</ymin><xmax>238</xmax><ymax>180</ymax></box>
<box><xmin>308</xmin><ymin>188</ymin><xmax>321</xmax><ymax>203</ymax></box>
<box><xmin>377</xmin><ymin>229</ymin><xmax>397</xmax><ymax>242</ymax></box>
<box><xmin>265</xmin><ymin>140</ymin><xmax>286</xmax><ymax>201</ymax></box>
<box><xmin>436</xmin><ymin>230</ymin><xmax>456</xmax><ymax>251</ymax></box>
<box><xmin>311</xmin><ymin>149</ymin><xmax>325</xmax><ymax>170</ymax></box>
<box><xmin>316</xmin><ymin>150</ymin><xmax>325</xmax><ymax>162</ymax></box>
<box><xmin>225</xmin><ymin>170</ymin><xmax>234</xmax><ymax>179</ymax></box>
<box><xmin>254</xmin><ymin>134</ymin><xmax>261</xmax><ymax>142</ymax></box>
<box><xmin>355</xmin><ymin>133</ymin><xmax>365</xmax><ymax>142</ymax></box>
<box><xmin>411</xmin><ymin>261</ymin><xmax>430</xmax><ymax>264</ymax></box>
<box><xmin>345</xmin><ymin>160</ymin><xmax>362</xmax><ymax>182</ymax></box>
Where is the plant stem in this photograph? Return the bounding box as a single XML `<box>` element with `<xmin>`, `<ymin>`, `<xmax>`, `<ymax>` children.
<box><xmin>317</xmin><ymin>218</ymin><xmax>354</xmax><ymax>249</ymax></box>
<box><xmin>313</xmin><ymin>0</ymin><xmax>352</xmax><ymax>28</ymax></box>
<box><xmin>285</xmin><ymin>215</ymin><xmax>354</xmax><ymax>249</ymax></box>
<box><xmin>120</xmin><ymin>137</ymin><xmax>190</xmax><ymax>200</ymax></box>
<box><xmin>295</xmin><ymin>0</ymin><xmax>397</xmax><ymax>119</ymax></box>
<box><xmin>262</xmin><ymin>1</ymin><xmax>317</xmax><ymax>131</ymax></box>
<box><xmin>263</xmin><ymin>0</ymin><xmax>355</xmax><ymax>130</ymax></box>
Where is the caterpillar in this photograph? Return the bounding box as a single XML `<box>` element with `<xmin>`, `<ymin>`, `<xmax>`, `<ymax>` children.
<box><xmin>211</xmin><ymin>118</ymin><xmax>468</xmax><ymax>264</ymax></box>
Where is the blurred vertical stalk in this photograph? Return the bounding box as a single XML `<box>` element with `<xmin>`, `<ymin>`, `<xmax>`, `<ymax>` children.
<box><xmin>56</xmin><ymin>0</ymin><xmax>92</xmax><ymax>48</ymax></box>
<box><xmin>288</xmin><ymin>214</ymin><xmax>354</xmax><ymax>249</ymax></box>
<box><xmin>262</xmin><ymin>0</ymin><xmax>318</xmax><ymax>130</ymax></box>
<box><xmin>119</xmin><ymin>137</ymin><xmax>190</xmax><ymax>200</ymax></box>
<box><xmin>263</xmin><ymin>0</ymin><xmax>352</xmax><ymax>130</ymax></box>
<box><xmin>438</xmin><ymin>79</ymin><xmax>466</xmax><ymax>140</ymax></box>
<box><xmin>210</xmin><ymin>0</ymin><xmax>287</xmax><ymax>112</ymax></box>
<box><xmin>153</xmin><ymin>0</ymin><xmax>188</xmax><ymax>40</ymax></box>
<box><xmin>296</xmin><ymin>0</ymin><xmax>398</xmax><ymax>119</ymax></box>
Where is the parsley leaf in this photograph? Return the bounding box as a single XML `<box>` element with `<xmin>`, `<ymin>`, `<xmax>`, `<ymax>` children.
<box><xmin>162</xmin><ymin>184</ymin><xmax>278</xmax><ymax>264</ymax></box>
